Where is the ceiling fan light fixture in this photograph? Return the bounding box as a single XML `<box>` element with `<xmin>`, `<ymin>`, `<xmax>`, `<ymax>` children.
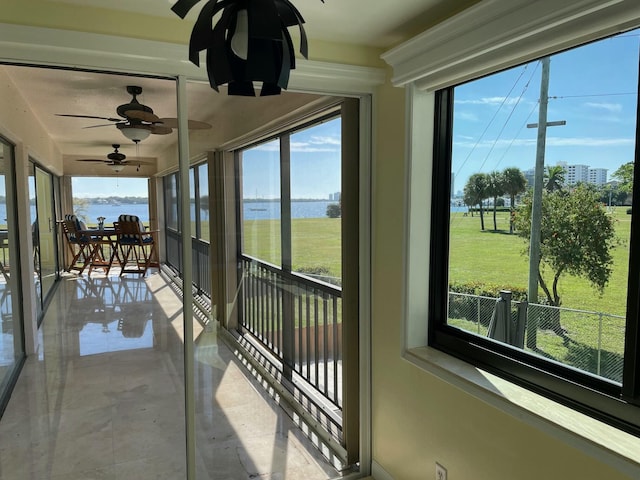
<box><xmin>171</xmin><ymin>0</ymin><xmax>324</xmax><ymax>96</ymax></box>
<box><xmin>110</xmin><ymin>164</ymin><xmax>125</xmax><ymax>173</ymax></box>
<box><xmin>117</xmin><ymin>124</ymin><xmax>152</xmax><ymax>143</ymax></box>
<box><xmin>230</xmin><ymin>9</ymin><xmax>249</xmax><ymax>60</ymax></box>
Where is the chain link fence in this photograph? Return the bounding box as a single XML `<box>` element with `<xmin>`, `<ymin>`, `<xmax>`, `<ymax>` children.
<box><xmin>447</xmin><ymin>292</ymin><xmax>625</xmax><ymax>384</ymax></box>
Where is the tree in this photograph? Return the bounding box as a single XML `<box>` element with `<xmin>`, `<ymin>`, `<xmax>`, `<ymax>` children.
<box><xmin>486</xmin><ymin>171</ymin><xmax>505</xmax><ymax>231</ymax></box>
<box><xmin>326</xmin><ymin>203</ymin><xmax>341</xmax><ymax>218</ymax></box>
<box><xmin>612</xmin><ymin>161</ymin><xmax>634</xmax><ymax>195</ymax></box>
<box><xmin>513</xmin><ymin>185</ymin><xmax>618</xmax><ymax>332</ymax></box>
<box><xmin>544</xmin><ymin>165</ymin><xmax>565</xmax><ymax>192</ymax></box>
<box><xmin>73</xmin><ymin>197</ymin><xmax>90</xmax><ymax>223</ymax></box>
<box><xmin>502</xmin><ymin>167</ymin><xmax>527</xmax><ymax>233</ymax></box>
<box><xmin>463</xmin><ymin>173</ymin><xmax>488</xmax><ymax>231</ymax></box>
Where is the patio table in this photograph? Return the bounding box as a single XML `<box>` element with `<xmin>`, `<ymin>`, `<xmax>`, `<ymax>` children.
<box><xmin>78</xmin><ymin>227</ymin><xmax>120</xmax><ymax>275</ymax></box>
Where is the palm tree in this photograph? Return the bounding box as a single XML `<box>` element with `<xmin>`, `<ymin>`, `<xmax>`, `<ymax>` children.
<box><xmin>502</xmin><ymin>167</ymin><xmax>527</xmax><ymax>233</ymax></box>
<box><xmin>463</xmin><ymin>173</ymin><xmax>488</xmax><ymax>231</ymax></box>
<box><xmin>544</xmin><ymin>165</ymin><xmax>565</xmax><ymax>192</ymax></box>
<box><xmin>486</xmin><ymin>171</ymin><xmax>505</xmax><ymax>231</ymax></box>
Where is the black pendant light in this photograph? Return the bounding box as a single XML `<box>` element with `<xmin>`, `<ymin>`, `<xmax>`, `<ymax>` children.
<box><xmin>172</xmin><ymin>0</ymin><xmax>323</xmax><ymax>96</ymax></box>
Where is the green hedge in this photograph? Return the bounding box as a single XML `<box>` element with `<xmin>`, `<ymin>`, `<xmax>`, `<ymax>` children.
<box><xmin>449</xmin><ymin>281</ymin><xmax>527</xmax><ymax>300</ymax></box>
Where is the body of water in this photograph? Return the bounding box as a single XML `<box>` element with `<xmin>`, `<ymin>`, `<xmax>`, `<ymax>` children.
<box><xmin>65</xmin><ymin>199</ymin><xmax>337</xmax><ymax>226</ymax></box>
<box><xmin>77</xmin><ymin>203</ymin><xmax>151</xmax><ymax>225</ymax></box>
<box><xmin>243</xmin><ymin>200</ymin><xmax>335</xmax><ymax>220</ymax></box>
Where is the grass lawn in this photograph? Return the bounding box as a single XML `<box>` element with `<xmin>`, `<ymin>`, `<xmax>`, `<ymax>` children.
<box><xmin>242</xmin><ymin>217</ymin><xmax>342</xmax><ymax>278</ymax></box>
<box><xmin>232</xmin><ymin>206</ymin><xmax>630</xmax><ymax>381</ymax></box>
<box><xmin>449</xmin><ymin>206</ymin><xmax>630</xmax><ymax>316</ymax></box>
<box><xmin>449</xmin><ymin>206</ymin><xmax>630</xmax><ymax>378</ymax></box>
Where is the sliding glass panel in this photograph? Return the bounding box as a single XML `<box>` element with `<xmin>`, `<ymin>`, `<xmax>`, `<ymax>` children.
<box><xmin>35</xmin><ymin>164</ymin><xmax>58</xmax><ymax>309</ymax></box>
<box><xmin>28</xmin><ymin>164</ymin><xmax>41</xmax><ymax>316</ymax></box>
<box><xmin>190</xmin><ymin>167</ymin><xmax>197</xmax><ymax>237</ymax></box>
<box><xmin>198</xmin><ymin>163</ymin><xmax>209</xmax><ymax>242</ymax></box>
<box><xmin>165</xmin><ymin>173</ymin><xmax>179</xmax><ymax>231</ymax></box>
<box><xmin>240</xmin><ymin>140</ymin><xmax>281</xmax><ymax>266</ymax></box>
<box><xmin>0</xmin><ymin>137</ymin><xmax>24</xmax><ymax>408</ymax></box>
<box><xmin>290</xmin><ymin>117</ymin><xmax>342</xmax><ymax>286</ymax></box>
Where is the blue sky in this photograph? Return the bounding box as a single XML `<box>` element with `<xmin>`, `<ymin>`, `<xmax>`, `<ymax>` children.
<box><xmin>72</xmin><ymin>177</ymin><xmax>149</xmax><ymax>198</ymax></box>
<box><xmin>72</xmin><ymin>116</ymin><xmax>342</xmax><ymax>199</ymax></box>
<box><xmin>452</xmin><ymin>30</ymin><xmax>639</xmax><ymax>194</ymax></box>
<box><xmin>241</xmin><ymin>117</ymin><xmax>341</xmax><ymax>199</ymax></box>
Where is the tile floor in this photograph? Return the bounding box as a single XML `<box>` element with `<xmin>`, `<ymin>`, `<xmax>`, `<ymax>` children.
<box><xmin>0</xmin><ymin>270</ymin><xmax>339</xmax><ymax>479</ymax></box>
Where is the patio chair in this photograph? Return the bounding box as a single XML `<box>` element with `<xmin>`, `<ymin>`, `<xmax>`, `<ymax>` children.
<box><xmin>115</xmin><ymin>214</ymin><xmax>156</xmax><ymax>277</ymax></box>
<box><xmin>61</xmin><ymin>214</ymin><xmax>95</xmax><ymax>274</ymax></box>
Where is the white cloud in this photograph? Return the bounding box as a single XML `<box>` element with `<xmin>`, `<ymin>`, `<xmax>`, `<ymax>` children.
<box><xmin>291</xmin><ymin>141</ymin><xmax>338</xmax><ymax>153</ymax></box>
<box><xmin>547</xmin><ymin>136</ymin><xmax>634</xmax><ymax>147</ymax></box>
<box><xmin>254</xmin><ymin>143</ymin><xmax>279</xmax><ymax>152</ymax></box>
<box><xmin>455</xmin><ymin>96</ymin><xmax>522</xmax><ymax>106</ymax></box>
<box><xmin>455</xmin><ymin>112</ymin><xmax>479</xmax><ymax>122</ymax></box>
<box><xmin>308</xmin><ymin>135</ymin><xmax>341</xmax><ymax>146</ymax></box>
<box><xmin>584</xmin><ymin>102</ymin><xmax>623</xmax><ymax>113</ymax></box>
<box><xmin>454</xmin><ymin>136</ymin><xmax>635</xmax><ymax>148</ymax></box>
<box><xmin>253</xmin><ymin>137</ymin><xmax>340</xmax><ymax>153</ymax></box>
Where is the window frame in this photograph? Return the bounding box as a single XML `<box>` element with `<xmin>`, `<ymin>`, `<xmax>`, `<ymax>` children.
<box><xmin>428</xmin><ymin>39</ymin><xmax>640</xmax><ymax>436</ymax></box>
<box><xmin>234</xmin><ymin>111</ymin><xmax>342</xmax><ymax>274</ymax></box>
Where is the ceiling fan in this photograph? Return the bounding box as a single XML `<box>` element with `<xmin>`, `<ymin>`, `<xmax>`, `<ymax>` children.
<box><xmin>57</xmin><ymin>85</ymin><xmax>211</xmax><ymax>143</ymax></box>
<box><xmin>76</xmin><ymin>144</ymin><xmax>151</xmax><ymax>172</ymax></box>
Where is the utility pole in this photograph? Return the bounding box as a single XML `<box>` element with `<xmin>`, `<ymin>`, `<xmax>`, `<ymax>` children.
<box><xmin>525</xmin><ymin>57</ymin><xmax>565</xmax><ymax>348</ymax></box>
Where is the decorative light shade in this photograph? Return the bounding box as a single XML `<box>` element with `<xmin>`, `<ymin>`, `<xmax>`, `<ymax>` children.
<box><xmin>110</xmin><ymin>164</ymin><xmax>125</xmax><ymax>173</ymax></box>
<box><xmin>117</xmin><ymin>124</ymin><xmax>152</xmax><ymax>143</ymax></box>
<box><xmin>171</xmin><ymin>0</ymin><xmax>323</xmax><ymax>96</ymax></box>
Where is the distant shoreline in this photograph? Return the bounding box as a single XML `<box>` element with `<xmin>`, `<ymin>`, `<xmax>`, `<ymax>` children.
<box><xmin>243</xmin><ymin>198</ymin><xmax>338</xmax><ymax>203</ymax></box>
<box><xmin>74</xmin><ymin>197</ymin><xmax>337</xmax><ymax>204</ymax></box>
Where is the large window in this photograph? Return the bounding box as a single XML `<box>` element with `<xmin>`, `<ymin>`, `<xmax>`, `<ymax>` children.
<box><xmin>71</xmin><ymin>177</ymin><xmax>150</xmax><ymax>227</ymax></box>
<box><xmin>238</xmin><ymin>115</ymin><xmax>343</xmax><ymax>285</ymax></box>
<box><xmin>290</xmin><ymin>117</ymin><xmax>342</xmax><ymax>285</ymax></box>
<box><xmin>429</xmin><ymin>30</ymin><xmax>640</xmax><ymax>435</ymax></box>
<box><xmin>239</xmin><ymin>139</ymin><xmax>281</xmax><ymax>266</ymax></box>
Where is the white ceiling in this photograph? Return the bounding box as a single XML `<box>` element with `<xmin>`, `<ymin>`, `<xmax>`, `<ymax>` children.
<box><xmin>2</xmin><ymin>65</ymin><xmax>323</xmax><ymax>173</ymax></box>
<box><xmin>54</xmin><ymin>0</ymin><xmax>470</xmax><ymax>48</ymax></box>
<box><xmin>1</xmin><ymin>0</ymin><xmax>470</xmax><ymax>175</ymax></box>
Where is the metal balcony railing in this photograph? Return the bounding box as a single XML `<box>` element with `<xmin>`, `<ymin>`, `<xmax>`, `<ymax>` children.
<box><xmin>239</xmin><ymin>255</ymin><xmax>343</xmax><ymax>409</ymax></box>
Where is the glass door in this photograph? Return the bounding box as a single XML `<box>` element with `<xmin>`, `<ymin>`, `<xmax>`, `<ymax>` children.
<box><xmin>0</xmin><ymin>137</ymin><xmax>25</xmax><ymax>413</ymax></box>
<box><xmin>28</xmin><ymin>164</ymin><xmax>41</xmax><ymax>315</ymax></box>
<box><xmin>29</xmin><ymin>161</ymin><xmax>59</xmax><ymax>318</ymax></box>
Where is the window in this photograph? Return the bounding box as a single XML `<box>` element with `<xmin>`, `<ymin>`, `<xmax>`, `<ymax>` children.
<box><xmin>429</xmin><ymin>30</ymin><xmax>640</xmax><ymax>435</ymax></box>
<box><xmin>71</xmin><ymin>177</ymin><xmax>150</xmax><ymax>227</ymax></box>
<box><xmin>198</xmin><ymin>163</ymin><xmax>209</xmax><ymax>242</ymax></box>
<box><xmin>290</xmin><ymin>117</ymin><xmax>342</xmax><ymax>285</ymax></box>
<box><xmin>164</xmin><ymin>173</ymin><xmax>179</xmax><ymax>232</ymax></box>
<box><xmin>237</xmin><ymin>115</ymin><xmax>343</xmax><ymax>281</ymax></box>
<box><xmin>239</xmin><ymin>139</ymin><xmax>282</xmax><ymax>266</ymax></box>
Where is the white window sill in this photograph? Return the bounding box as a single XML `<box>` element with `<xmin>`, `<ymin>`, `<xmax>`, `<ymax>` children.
<box><xmin>404</xmin><ymin>346</ymin><xmax>640</xmax><ymax>478</ymax></box>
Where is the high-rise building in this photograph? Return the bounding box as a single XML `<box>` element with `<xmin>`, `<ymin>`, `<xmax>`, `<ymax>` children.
<box><xmin>588</xmin><ymin>168</ymin><xmax>608</xmax><ymax>186</ymax></box>
<box><xmin>566</xmin><ymin>164</ymin><xmax>589</xmax><ymax>185</ymax></box>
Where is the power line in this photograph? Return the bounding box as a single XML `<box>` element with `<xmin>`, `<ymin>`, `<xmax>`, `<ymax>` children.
<box><xmin>451</xmin><ymin>63</ymin><xmax>538</xmax><ymax>227</ymax></box>
<box><xmin>550</xmin><ymin>92</ymin><xmax>636</xmax><ymax>99</ymax></box>
<box><xmin>477</xmin><ymin>65</ymin><xmax>538</xmax><ymax>173</ymax></box>
<box><xmin>453</xmin><ymin>63</ymin><xmax>535</xmax><ymax>180</ymax></box>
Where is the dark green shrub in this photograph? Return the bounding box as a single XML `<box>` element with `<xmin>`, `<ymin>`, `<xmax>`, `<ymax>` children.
<box><xmin>326</xmin><ymin>203</ymin><xmax>341</xmax><ymax>218</ymax></box>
